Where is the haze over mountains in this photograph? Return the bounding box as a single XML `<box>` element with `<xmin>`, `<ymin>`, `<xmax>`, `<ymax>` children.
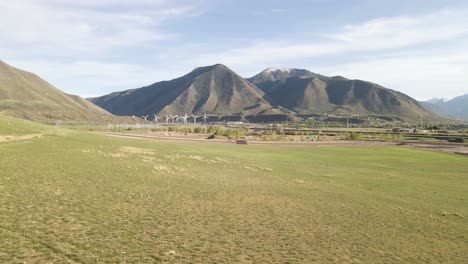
<box><xmin>422</xmin><ymin>94</ymin><xmax>468</xmax><ymax>119</ymax></box>
<box><xmin>0</xmin><ymin>60</ymin><xmax>118</xmax><ymax>122</ymax></box>
<box><xmin>92</xmin><ymin>64</ymin><xmax>434</xmax><ymax>120</ymax></box>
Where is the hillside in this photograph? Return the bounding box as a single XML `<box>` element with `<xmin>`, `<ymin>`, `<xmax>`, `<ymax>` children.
<box><xmin>90</xmin><ymin>64</ymin><xmax>271</xmax><ymax>116</ymax></box>
<box><xmin>249</xmin><ymin>68</ymin><xmax>434</xmax><ymax>119</ymax></box>
<box><xmin>0</xmin><ymin>60</ymin><xmax>117</xmax><ymax>123</ymax></box>
<box><xmin>0</xmin><ymin>114</ymin><xmax>54</xmax><ymax>136</ymax></box>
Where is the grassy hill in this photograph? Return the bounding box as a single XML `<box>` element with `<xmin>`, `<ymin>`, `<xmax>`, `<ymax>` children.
<box><xmin>0</xmin><ymin>60</ymin><xmax>122</xmax><ymax>123</ymax></box>
<box><xmin>0</xmin><ymin>114</ymin><xmax>55</xmax><ymax>135</ymax></box>
<box><xmin>90</xmin><ymin>64</ymin><xmax>271</xmax><ymax>116</ymax></box>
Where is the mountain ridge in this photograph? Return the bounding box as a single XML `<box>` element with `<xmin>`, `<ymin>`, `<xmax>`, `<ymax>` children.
<box><xmin>90</xmin><ymin>64</ymin><xmax>271</xmax><ymax>116</ymax></box>
<box><xmin>248</xmin><ymin>67</ymin><xmax>433</xmax><ymax>119</ymax></box>
<box><xmin>422</xmin><ymin>94</ymin><xmax>468</xmax><ymax>119</ymax></box>
<box><xmin>91</xmin><ymin>65</ymin><xmax>437</xmax><ymax>120</ymax></box>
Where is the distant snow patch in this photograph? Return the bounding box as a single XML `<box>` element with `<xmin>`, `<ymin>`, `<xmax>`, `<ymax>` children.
<box><xmin>264</xmin><ymin>67</ymin><xmax>292</xmax><ymax>73</ymax></box>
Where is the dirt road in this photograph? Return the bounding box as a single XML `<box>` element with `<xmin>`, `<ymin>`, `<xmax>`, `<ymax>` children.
<box><xmin>94</xmin><ymin>131</ymin><xmax>468</xmax><ymax>156</ymax></box>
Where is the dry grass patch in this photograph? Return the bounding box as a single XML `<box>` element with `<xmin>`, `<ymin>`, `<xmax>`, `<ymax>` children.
<box><xmin>0</xmin><ymin>133</ymin><xmax>43</xmax><ymax>143</ymax></box>
<box><xmin>119</xmin><ymin>146</ymin><xmax>155</xmax><ymax>155</ymax></box>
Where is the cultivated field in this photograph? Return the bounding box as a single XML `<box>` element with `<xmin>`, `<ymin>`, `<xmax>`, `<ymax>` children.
<box><xmin>0</xmin><ymin>116</ymin><xmax>467</xmax><ymax>263</ymax></box>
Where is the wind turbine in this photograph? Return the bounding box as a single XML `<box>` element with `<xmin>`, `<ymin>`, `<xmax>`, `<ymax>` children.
<box><xmin>192</xmin><ymin>114</ymin><xmax>199</xmax><ymax>123</ymax></box>
<box><xmin>165</xmin><ymin>115</ymin><xmax>170</xmax><ymax>124</ymax></box>
<box><xmin>182</xmin><ymin>113</ymin><xmax>189</xmax><ymax>124</ymax></box>
<box><xmin>202</xmin><ymin>113</ymin><xmax>209</xmax><ymax>123</ymax></box>
<box><xmin>175</xmin><ymin>115</ymin><xmax>180</xmax><ymax>124</ymax></box>
<box><xmin>170</xmin><ymin>115</ymin><xmax>176</xmax><ymax>123</ymax></box>
<box><xmin>142</xmin><ymin>115</ymin><xmax>149</xmax><ymax>121</ymax></box>
<box><xmin>154</xmin><ymin>114</ymin><xmax>159</xmax><ymax>123</ymax></box>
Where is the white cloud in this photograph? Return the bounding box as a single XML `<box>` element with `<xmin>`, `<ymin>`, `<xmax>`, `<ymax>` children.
<box><xmin>8</xmin><ymin>60</ymin><xmax>185</xmax><ymax>98</ymax></box>
<box><xmin>317</xmin><ymin>52</ymin><xmax>468</xmax><ymax>100</ymax></box>
<box><xmin>0</xmin><ymin>0</ymin><xmax>202</xmax><ymax>97</ymax></box>
<box><xmin>0</xmin><ymin>0</ymin><xmax>194</xmax><ymax>58</ymax></box>
<box><xmin>195</xmin><ymin>9</ymin><xmax>468</xmax><ymax>66</ymax></box>
<box><xmin>2</xmin><ymin>3</ymin><xmax>467</xmax><ymax>101</ymax></box>
<box><xmin>190</xmin><ymin>9</ymin><xmax>468</xmax><ymax>100</ymax></box>
<box><xmin>271</xmin><ymin>8</ymin><xmax>286</xmax><ymax>13</ymax></box>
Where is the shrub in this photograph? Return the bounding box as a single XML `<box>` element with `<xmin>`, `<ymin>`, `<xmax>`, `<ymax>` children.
<box><xmin>270</xmin><ymin>131</ymin><xmax>277</xmax><ymax>141</ymax></box>
<box><xmin>194</xmin><ymin>127</ymin><xmax>205</xmax><ymax>133</ymax></box>
<box><xmin>207</xmin><ymin>126</ymin><xmax>217</xmax><ymax>133</ymax></box>
<box><xmin>348</xmin><ymin>132</ymin><xmax>363</xmax><ymax>140</ymax></box>
<box><xmin>448</xmin><ymin>138</ymin><xmax>465</xmax><ymax>143</ymax></box>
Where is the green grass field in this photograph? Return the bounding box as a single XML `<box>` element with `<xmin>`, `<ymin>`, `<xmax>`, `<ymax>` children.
<box><xmin>1</xmin><ymin>116</ymin><xmax>467</xmax><ymax>263</ymax></box>
<box><xmin>0</xmin><ymin>115</ymin><xmax>55</xmax><ymax>135</ymax></box>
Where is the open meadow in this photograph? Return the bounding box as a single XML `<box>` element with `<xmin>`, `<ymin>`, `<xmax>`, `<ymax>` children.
<box><xmin>0</xmin><ymin>115</ymin><xmax>467</xmax><ymax>263</ymax></box>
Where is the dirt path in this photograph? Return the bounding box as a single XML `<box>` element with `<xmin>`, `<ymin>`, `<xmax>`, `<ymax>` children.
<box><xmin>94</xmin><ymin>131</ymin><xmax>468</xmax><ymax>156</ymax></box>
<box><xmin>93</xmin><ymin>131</ymin><xmax>394</xmax><ymax>146</ymax></box>
<box><xmin>398</xmin><ymin>142</ymin><xmax>468</xmax><ymax>156</ymax></box>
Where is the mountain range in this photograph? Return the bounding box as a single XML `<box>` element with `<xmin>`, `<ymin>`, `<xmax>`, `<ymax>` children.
<box><xmin>91</xmin><ymin>64</ymin><xmax>434</xmax><ymax>120</ymax></box>
<box><xmin>0</xmin><ymin>60</ymin><xmax>125</xmax><ymax>123</ymax></box>
<box><xmin>0</xmin><ymin>60</ymin><xmax>442</xmax><ymax>122</ymax></box>
<box><xmin>422</xmin><ymin>94</ymin><xmax>468</xmax><ymax>119</ymax></box>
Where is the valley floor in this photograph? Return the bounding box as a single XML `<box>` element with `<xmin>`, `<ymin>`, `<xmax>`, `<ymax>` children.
<box><xmin>0</xmin><ymin>120</ymin><xmax>467</xmax><ymax>262</ymax></box>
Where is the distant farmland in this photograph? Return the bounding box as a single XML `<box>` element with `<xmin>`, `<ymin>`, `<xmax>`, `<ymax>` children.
<box><xmin>0</xmin><ymin>116</ymin><xmax>467</xmax><ymax>263</ymax></box>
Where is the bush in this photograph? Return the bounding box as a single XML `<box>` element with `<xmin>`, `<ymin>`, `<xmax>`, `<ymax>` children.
<box><xmin>234</xmin><ymin>129</ymin><xmax>244</xmax><ymax>139</ymax></box>
<box><xmin>194</xmin><ymin>127</ymin><xmax>205</xmax><ymax>133</ymax></box>
<box><xmin>448</xmin><ymin>138</ymin><xmax>465</xmax><ymax>143</ymax></box>
<box><xmin>348</xmin><ymin>132</ymin><xmax>363</xmax><ymax>140</ymax></box>
<box><xmin>270</xmin><ymin>130</ymin><xmax>277</xmax><ymax>141</ymax></box>
<box><xmin>207</xmin><ymin>126</ymin><xmax>217</xmax><ymax>134</ymax></box>
<box><xmin>300</xmin><ymin>132</ymin><xmax>305</xmax><ymax>142</ymax></box>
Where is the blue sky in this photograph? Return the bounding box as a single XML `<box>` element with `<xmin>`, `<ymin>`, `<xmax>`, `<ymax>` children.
<box><xmin>2</xmin><ymin>0</ymin><xmax>468</xmax><ymax>100</ymax></box>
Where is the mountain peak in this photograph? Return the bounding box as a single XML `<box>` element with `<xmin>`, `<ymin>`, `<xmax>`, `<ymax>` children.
<box><xmin>189</xmin><ymin>63</ymin><xmax>231</xmax><ymax>75</ymax></box>
<box><xmin>426</xmin><ymin>98</ymin><xmax>448</xmax><ymax>105</ymax></box>
<box><xmin>91</xmin><ymin>63</ymin><xmax>270</xmax><ymax>116</ymax></box>
<box><xmin>248</xmin><ymin>67</ymin><xmax>317</xmax><ymax>86</ymax></box>
<box><xmin>263</xmin><ymin>67</ymin><xmax>293</xmax><ymax>73</ymax></box>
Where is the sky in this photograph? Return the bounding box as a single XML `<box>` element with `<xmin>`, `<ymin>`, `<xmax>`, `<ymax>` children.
<box><xmin>1</xmin><ymin>0</ymin><xmax>468</xmax><ymax>100</ymax></box>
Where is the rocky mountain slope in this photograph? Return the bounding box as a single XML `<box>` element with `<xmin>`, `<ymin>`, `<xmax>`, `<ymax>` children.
<box><xmin>90</xmin><ymin>64</ymin><xmax>271</xmax><ymax>116</ymax></box>
<box><xmin>248</xmin><ymin>68</ymin><xmax>434</xmax><ymax>119</ymax></box>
